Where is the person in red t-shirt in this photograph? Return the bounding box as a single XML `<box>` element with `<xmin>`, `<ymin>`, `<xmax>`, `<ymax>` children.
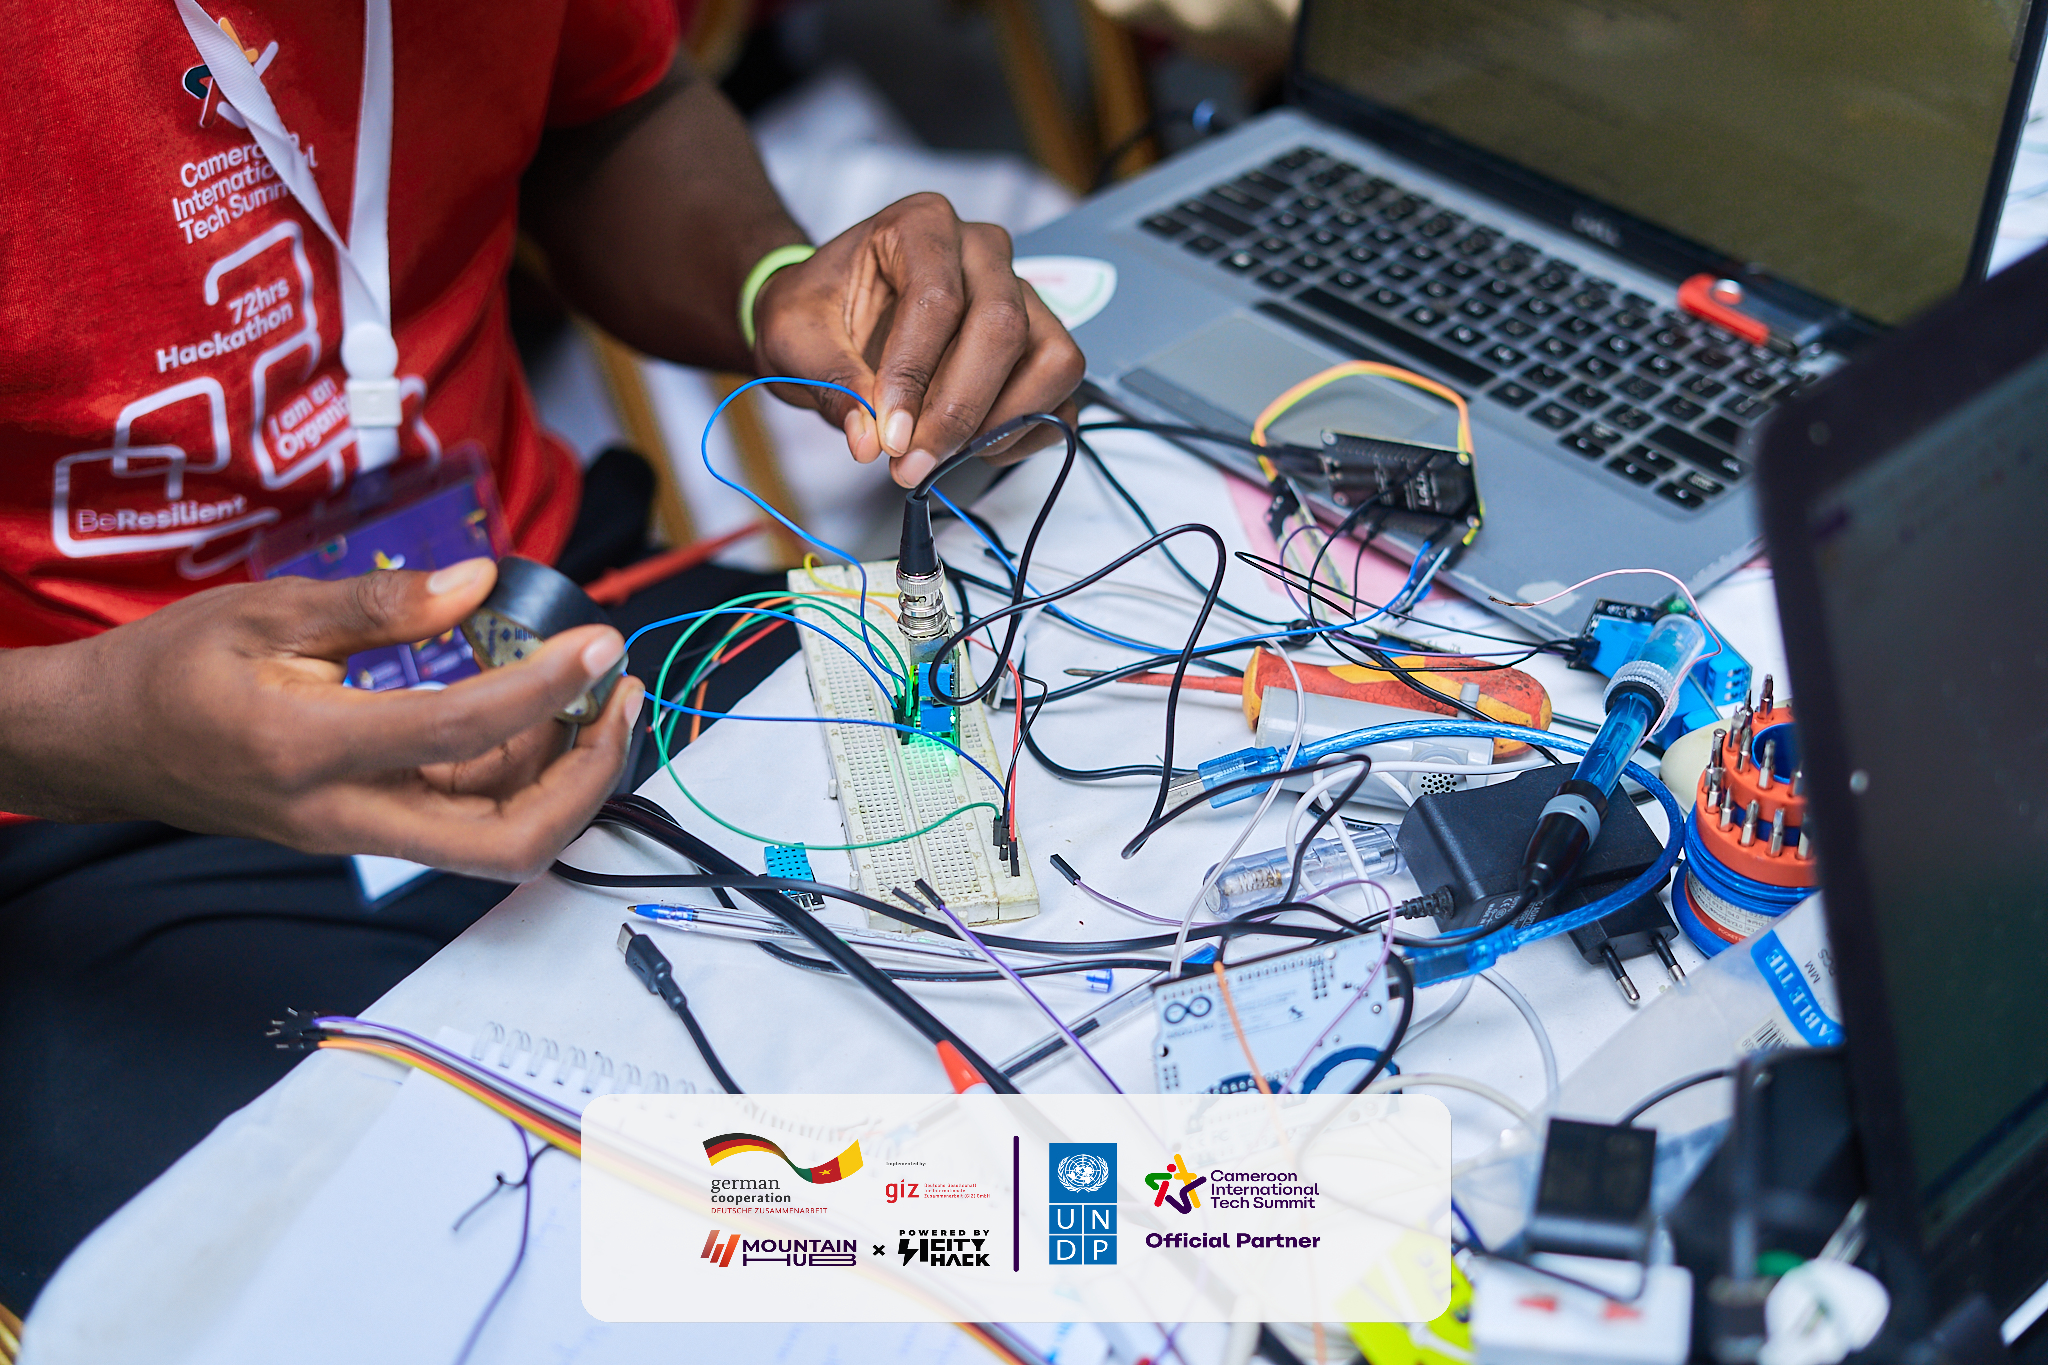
<box><xmin>0</xmin><ymin>1</ymin><xmax>1081</xmax><ymax>1307</ymax></box>
<box><xmin>0</xmin><ymin>1</ymin><xmax>1079</xmax><ymax>868</ymax></box>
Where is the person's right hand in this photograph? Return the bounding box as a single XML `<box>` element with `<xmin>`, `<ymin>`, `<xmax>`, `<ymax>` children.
<box><xmin>0</xmin><ymin>558</ymin><xmax>642</xmax><ymax>881</ymax></box>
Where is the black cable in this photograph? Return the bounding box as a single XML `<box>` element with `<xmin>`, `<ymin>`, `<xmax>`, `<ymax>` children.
<box><xmin>1348</xmin><ymin>952</ymin><xmax>1414</xmax><ymax>1094</ymax></box>
<box><xmin>1235</xmin><ymin>551</ymin><xmax>1565</xmax><ymax>764</ymax></box>
<box><xmin>1088</xmin><ymin>102</ymin><xmax>1233</xmax><ymax>190</ymax></box>
<box><xmin>941</xmin><ymin>514</ymin><xmax>1238</xmax><ymax>677</ymax></box>
<box><xmin>901</xmin><ymin>412</ymin><xmax>1079</xmax><ymax>717</ymax></box>
<box><xmin>1077</xmin><ymin>418</ymin><xmax>1317</xmax><ymax>462</ymax></box>
<box><xmin>1074</xmin><ymin>432</ymin><xmax>1295</xmax><ymax>627</ymax></box>
<box><xmin>617</xmin><ymin>921</ymin><xmax>744</xmax><ymax>1093</ymax></box>
<box><xmin>1619</xmin><ymin>1067</ymin><xmax>1733</xmax><ymax>1127</ymax></box>
<box><xmin>1118</xmin><ymin>754</ymin><xmax>1377</xmax><ymax>858</ymax></box>
<box><xmin>452</xmin><ymin>1124</ymin><xmax>558</xmax><ymax>1365</ymax></box>
<box><xmin>1300</xmin><ymin>499</ymin><xmax>1378</xmax><ymax>625</ymax></box>
<box><xmin>930</xmin><ymin>526</ymin><xmax>1219</xmax><ymax>692</ymax></box>
<box><xmin>1011</xmin><ymin>668</ymin><xmax>1187</xmax><ymax>782</ymax></box>
<box><xmin>910</xmin><ymin>411</ymin><xmax>1069</xmax><ymax>500</ymax></box>
<box><xmin>581</xmin><ymin>796</ymin><xmax>1020</xmax><ymax>1093</ymax></box>
<box><xmin>1022</xmin><ymin>720</ymin><xmax>1175</xmax><ymax>782</ymax></box>
<box><xmin>556</xmin><ymin>832</ymin><xmax>1342</xmax><ymax>959</ymax></box>
<box><xmin>933</xmin><ymin>522</ymin><xmax>1228</xmax><ymax>844</ymax></box>
<box><xmin>561</xmin><ymin>861</ymin><xmax>1342</xmax><ymax>955</ymax></box>
<box><xmin>754</xmin><ymin>940</ymin><xmax>1175</xmax><ymax>983</ymax></box>
<box><xmin>1235</xmin><ymin>549</ymin><xmax>1579</xmax><ymax>655</ymax></box>
<box><xmin>1280</xmin><ymin>760</ymin><xmax>1373</xmax><ymax>905</ymax></box>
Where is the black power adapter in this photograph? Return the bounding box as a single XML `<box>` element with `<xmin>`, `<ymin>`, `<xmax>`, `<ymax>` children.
<box><xmin>1397</xmin><ymin>765</ymin><xmax>1683</xmax><ymax>1003</ymax></box>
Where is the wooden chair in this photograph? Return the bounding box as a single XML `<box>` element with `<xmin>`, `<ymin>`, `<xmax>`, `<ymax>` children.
<box><xmin>562</xmin><ymin>0</ymin><xmax>806</xmax><ymax>566</ymax></box>
<box><xmin>1</xmin><ymin>1297</ymin><xmax>23</xmax><ymax>1364</ymax></box>
<box><xmin>983</xmin><ymin>0</ymin><xmax>1160</xmax><ymax>192</ymax></box>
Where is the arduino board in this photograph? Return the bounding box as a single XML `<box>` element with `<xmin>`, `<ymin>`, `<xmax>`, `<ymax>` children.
<box><xmin>1152</xmin><ymin>935</ymin><xmax>1397</xmax><ymax>1095</ymax></box>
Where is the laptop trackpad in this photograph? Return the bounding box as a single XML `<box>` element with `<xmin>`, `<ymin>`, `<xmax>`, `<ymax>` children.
<box><xmin>1124</xmin><ymin>314</ymin><xmax>1452</xmax><ymax>446</ymax></box>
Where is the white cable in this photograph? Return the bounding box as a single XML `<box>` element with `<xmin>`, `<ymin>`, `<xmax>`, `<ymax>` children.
<box><xmin>1402</xmin><ymin>977</ymin><xmax>1475</xmax><ymax>1046</ymax></box>
<box><xmin>1170</xmin><ymin>643</ymin><xmax>1306</xmax><ymax>975</ymax></box>
<box><xmin>1291</xmin><ymin>754</ymin><xmax>1549</xmax><ymax>813</ymax></box>
<box><xmin>1361</xmin><ymin>1071</ymin><xmax>1531</xmax><ymax>1125</ymax></box>
<box><xmin>1365</xmin><ymin>757</ymin><xmax>1548</xmax><ymax>776</ymax></box>
<box><xmin>1284</xmin><ymin>762</ymin><xmax>1376</xmax><ymax>879</ymax></box>
<box><xmin>1479</xmin><ymin>971</ymin><xmax>1558</xmax><ymax>1103</ymax></box>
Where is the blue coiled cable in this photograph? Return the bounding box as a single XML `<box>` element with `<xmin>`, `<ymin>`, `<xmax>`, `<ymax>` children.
<box><xmin>1676</xmin><ymin>812</ymin><xmax>1808</xmax><ymax>955</ymax></box>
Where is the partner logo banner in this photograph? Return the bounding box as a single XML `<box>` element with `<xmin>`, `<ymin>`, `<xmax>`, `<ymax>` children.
<box><xmin>582</xmin><ymin>1093</ymin><xmax>1450</xmax><ymax>1323</ymax></box>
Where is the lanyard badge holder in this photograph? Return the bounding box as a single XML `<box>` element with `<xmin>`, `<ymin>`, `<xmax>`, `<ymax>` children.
<box><xmin>250</xmin><ymin>446</ymin><xmax>507</xmax><ymax>691</ymax></box>
<box><xmin>175</xmin><ymin>0</ymin><xmax>404</xmax><ymax>468</ymax></box>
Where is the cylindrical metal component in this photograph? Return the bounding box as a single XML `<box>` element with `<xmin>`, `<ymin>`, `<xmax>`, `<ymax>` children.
<box><xmin>1740</xmin><ymin>798</ymin><xmax>1760</xmax><ymax>847</ymax></box>
<box><xmin>894</xmin><ymin>565</ymin><xmax>955</xmax><ymax>666</ymax></box>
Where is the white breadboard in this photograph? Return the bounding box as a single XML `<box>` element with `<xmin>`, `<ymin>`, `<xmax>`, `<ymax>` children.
<box><xmin>788</xmin><ymin>562</ymin><xmax>1038</xmax><ymax>928</ymax></box>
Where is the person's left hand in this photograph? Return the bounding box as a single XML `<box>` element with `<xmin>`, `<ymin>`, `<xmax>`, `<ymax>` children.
<box><xmin>750</xmin><ymin>193</ymin><xmax>1086</xmax><ymax>487</ymax></box>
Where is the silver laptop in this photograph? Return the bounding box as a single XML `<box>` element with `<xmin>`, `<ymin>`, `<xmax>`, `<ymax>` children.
<box><xmin>1016</xmin><ymin>0</ymin><xmax>2044</xmax><ymax>640</ymax></box>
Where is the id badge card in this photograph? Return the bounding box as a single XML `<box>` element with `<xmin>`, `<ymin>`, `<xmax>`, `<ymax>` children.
<box><xmin>250</xmin><ymin>446</ymin><xmax>507</xmax><ymax>691</ymax></box>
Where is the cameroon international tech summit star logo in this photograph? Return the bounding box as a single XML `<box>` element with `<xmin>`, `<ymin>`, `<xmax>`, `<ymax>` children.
<box><xmin>1145</xmin><ymin>1154</ymin><xmax>1206</xmax><ymax>1214</ymax></box>
<box><xmin>1055</xmin><ymin>1150</ymin><xmax>1112</xmax><ymax>1195</ymax></box>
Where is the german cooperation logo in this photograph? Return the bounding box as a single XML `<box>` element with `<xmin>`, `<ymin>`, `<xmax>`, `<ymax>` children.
<box><xmin>697</xmin><ymin>1131</ymin><xmax>864</xmax><ymax>1269</ymax></box>
<box><xmin>1048</xmin><ymin>1143</ymin><xmax>1117</xmax><ymax>1265</ymax></box>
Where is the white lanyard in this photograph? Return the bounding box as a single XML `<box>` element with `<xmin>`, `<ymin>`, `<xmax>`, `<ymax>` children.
<box><xmin>175</xmin><ymin>0</ymin><xmax>405</xmax><ymax>471</ymax></box>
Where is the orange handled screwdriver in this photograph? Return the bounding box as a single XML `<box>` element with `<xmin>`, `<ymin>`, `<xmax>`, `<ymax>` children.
<box><xmin>1072</xmin><ymin>646</ymin><xmax>1553</xmax><ymax>756</ymax></box>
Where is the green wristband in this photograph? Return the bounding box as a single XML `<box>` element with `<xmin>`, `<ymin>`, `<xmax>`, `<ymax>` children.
<box><xmin>738</xmin><ymin>243</ymin><xmax>816</xmax><ymax>349</ymax></box>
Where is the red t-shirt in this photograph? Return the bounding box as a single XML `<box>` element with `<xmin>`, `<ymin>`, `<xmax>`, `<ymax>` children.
<box><xmin>0</xmin><ymin>1</ymin><xmax>680</xmax><ymax>648</ymax></box>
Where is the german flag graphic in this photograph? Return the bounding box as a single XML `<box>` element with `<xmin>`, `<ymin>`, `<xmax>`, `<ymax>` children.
<box><xmin>703</xmin><ymin>1132</ymin><xmax>864</xmax><ymax>1184</ymax></box>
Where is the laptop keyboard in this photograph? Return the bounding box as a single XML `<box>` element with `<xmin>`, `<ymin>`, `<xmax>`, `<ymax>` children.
<box><xmin>1137</xmin><ymin>145</ymin><xmax>1813</xmax><ymax>511</ymax></box>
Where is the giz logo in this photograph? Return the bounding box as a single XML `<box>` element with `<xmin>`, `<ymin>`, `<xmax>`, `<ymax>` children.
<box><xmin>1146</xmin><ymin>1154</ymin><xmax>1206</xmax><ymax>1214</ymax></box>
<box><xmin>885</xmin><ymin>1181</ymin><xmax>920</xmax><ymax>1203</ymax></box>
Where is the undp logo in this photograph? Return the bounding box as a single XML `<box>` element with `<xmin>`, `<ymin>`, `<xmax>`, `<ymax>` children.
<box><xmin>1048</xmin><ymin>1143</ymin><xmax>1117</xmax><ymax>1266</ymax></box>
<box><xmin>1055</xmin><ymin>1151</ymin><xmax>1111</xmax><ymax>1195</ymax></box>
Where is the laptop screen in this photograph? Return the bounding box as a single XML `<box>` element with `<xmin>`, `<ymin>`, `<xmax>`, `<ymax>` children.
<box><xmin>1804</xmin><ymin>350</ymin><xmax>2048</xmax><ymax>1243</ymax></box>
<box><xmin>1299</xmin><ymin>0</ymin><xmax>2024</xmax><ymax>327</ymax></box>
